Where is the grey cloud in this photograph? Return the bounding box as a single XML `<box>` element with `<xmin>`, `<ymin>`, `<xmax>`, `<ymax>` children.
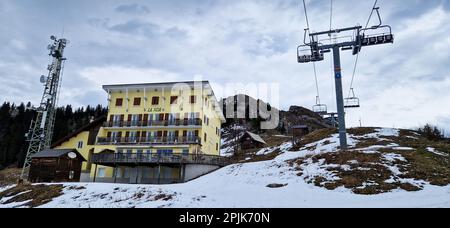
<box><xmin>1</xmin><ymin>0</ymin><xmax>450</xmax><ymax>133</ymax></box>
<box><xmin>109</xmin><ymin>20</ymin><xmax>161</xmax><ymax>37</ymax></box>
<box><xmin>115</xmin><ymin>3</ymin><xmax>151</xmax><ymax>15</ymax></box>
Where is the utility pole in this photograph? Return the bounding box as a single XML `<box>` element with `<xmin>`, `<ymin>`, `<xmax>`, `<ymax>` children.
<box><xmin>297</xmin><ymin>9</ymin><xmax>394</xmax><ymax>150</ymax></box>
<box><xmin>21</xmin><ymin>36</ymin><xmax>68</xmax><ymax>181</ymax></box>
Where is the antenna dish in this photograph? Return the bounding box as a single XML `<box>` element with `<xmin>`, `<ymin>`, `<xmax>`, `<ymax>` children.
<box><xmin>68</xmin><ymin>152</ymin><xmax>77</xmax><ymax>159</ymax></box>
<box><xmin>40</xmin><ymin>75</ymin><xmax>46</xmax><ymax>83</ymax></box>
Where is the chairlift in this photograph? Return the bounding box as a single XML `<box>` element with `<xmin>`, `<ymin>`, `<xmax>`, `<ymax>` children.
<box><xmin>297</xmin><ymin>30</ymin><xmax>325</xmax><ymax>63</ymax></box>
<box><xmin>344</xmin><ymin>88</ymin><xmax>360</xmax><ymax>109</ymax></box>
<box><xmin>297</xmin><ymin>44</ymin><xmax>324</xmax><ymax>63</ymax></box>
<box><xmin>312</xmin><ymin>96</ymin><xmax>328</xmax><ymax>115</ymax></box>
<box><xmin>360</xmin><ymin>8</ymin><xmax>394</xmax><ymax>47</ymax></box>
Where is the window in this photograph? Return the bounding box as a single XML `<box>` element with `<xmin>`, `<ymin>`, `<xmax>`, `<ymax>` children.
<box><xmin>131</xmin><ymin>115</ymin><xmax>139</xmax><ymax>126</ymax></box>
<box><xmin>124</xmin><ymin>168</ymin><xmax>131</xmax><ymax>178</ymax></box>
<box><xmin>152</xmin><ymin>96</ymin><xmax>160</xmax><ymax>105</ymax></box>
<box><xmin>190</xmin><ymin>95</ymin><xmax>197</xmax><ymax>104</ymax></box>
<box><xmin>216</xmin><ymin>143</ymin><xmax>219</xmax><ymax>151</ymax></box>
<box><xmin>115</xmin><ymin>98</ymin><xmax>123</xmax><ymax>107</ymax></box>
<box><xmin>98</xmin><ymin>168</ymin><xmax>106</xmax><ymax>178</ymax></box>
<box><xmin>77</xmin><ymin>141</ymin><xmax>83</xmax><ymax>149</ymax></box>
<box><xmin>204</xmin><ymin>133</ymin><xmax>207</xmax><ymax>142</ymax></box>
<box><xmin>113</xmin><ymin>115</ymin><xmax>121</xmax><ymax>126</ymax></box>
<box><xmin>157</xmin><ymin>149</ymin><xmax>173</xmax><ymax>156</ymax></box>
<box><xmin>115</xmin><ymin>168</ymin><xmax>123</xmax><ymax>178</ymax></box>
<box><xmin>133</xmin><ymin>97</ymin><xmax>141</xmax><ymax>106</ymax></box>
<box><xmin>170</xmin><ymin>96</ymin><xmax>178</xmax><ymax>105</ymax></box>
<box><xmin>182</xmin><ymin>149</ymin><xmax>189</xmax><ymax>156</ymax></box>
<box><xmin>69</xmin><ymin>171</ymin><xmax>75</xmax><ymax>180</ymax></box>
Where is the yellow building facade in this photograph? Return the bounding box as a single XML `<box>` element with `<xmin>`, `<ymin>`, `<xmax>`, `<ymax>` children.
<box><xmin>54</xmin><ymin>81</ymin><xmax>227</xmax><ymax>184</ymax></box>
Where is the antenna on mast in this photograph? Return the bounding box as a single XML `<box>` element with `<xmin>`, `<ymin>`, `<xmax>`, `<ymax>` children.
<box><xmin>20</xmin><ymin>36</ymin><xmax>68</xmax><ymax>181</ymax></box>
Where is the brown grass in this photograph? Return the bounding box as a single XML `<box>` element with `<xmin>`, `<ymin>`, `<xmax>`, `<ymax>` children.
<box><xmin>0</xmin><ymin>184</ymin><xmax>64</xmax><ymax>208</ymax></box>
<box><xmin>262</xmin><ymin>135</ymin><xmax>292</xmax><ymax>148</ymax></box>
<box><xmin>290</xmin><ymin>128</ymin><xmax>337</xmax><ymax>151</ymax></box>
<box><xmin>0</xmin><ymin>168</ymin><xmax>21</xmax><ymax>187</ymax></box>
<box><xmin>347</xmin><ymin>127</ymin><xmax>378</xmax><ymax>136</ymax></box>
<box><xmin>290</xmin><ymin>150</ymin><xmax>430</xmax><ymax>195</ymax></box>
<box><xmin>288</xmin><ymin>127</ymin><xmax>450</xmax><ymax>195</ymax></box>
<box><xmin>233</xmin><ymin>148</ymin><xmax>283</xmax><ymax>163</ymax></box>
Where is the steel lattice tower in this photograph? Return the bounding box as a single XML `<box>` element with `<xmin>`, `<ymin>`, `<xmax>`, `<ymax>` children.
<box><xmin>21</xmin><ymin>36</ymin><xmax>68</xmax><ymax>180</ymax></box>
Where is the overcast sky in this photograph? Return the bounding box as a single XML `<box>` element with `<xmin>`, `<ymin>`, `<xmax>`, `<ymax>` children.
<box><xmin>0</xmin><ymin>0</ymin><xmax>449</xmax><ymax>133</ymax></box>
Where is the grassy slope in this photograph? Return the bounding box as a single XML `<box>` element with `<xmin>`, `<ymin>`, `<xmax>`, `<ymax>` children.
<box><xmin>289</xmin><ymin>128</ymin><xmax>450</xmax><ymax>195</ymax></box>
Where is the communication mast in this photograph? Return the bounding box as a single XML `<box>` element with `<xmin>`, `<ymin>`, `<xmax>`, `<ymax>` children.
<box><xmin>21</xmin><ymin>36</ymin><xmax>68</xmax><ymax>180</ymax></box>
<box><xmin>298</xmin><ymin>2</ymin><xmax>394</xmax><ymax>149</ymax></box>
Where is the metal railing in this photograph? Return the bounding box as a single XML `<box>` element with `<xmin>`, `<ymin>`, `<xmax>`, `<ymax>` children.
<box><xmin>97</xmin><ymin>136</ymin><xmax>202</xmax><ymax>145</ymax></box>
<box><xmin>91</xmin><ymin>153</ymin><xmax>231</xmax><ymax>167</ymax></box>
<box><xmin>103</xmin><ymin>119</ymin><xmax>202</xmax><ymax>128</ymax></box>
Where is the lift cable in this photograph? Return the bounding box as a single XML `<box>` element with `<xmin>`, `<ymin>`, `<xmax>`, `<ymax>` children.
<box><xmin>347</xmin><ymin>0</ymin><xmax>379</xmax><ymax>99</ymax></box>
<box><xmin>329</xmin><ymin>0</ymin><xmax>336</xmax><ymax>108</ymax></box>
<box><xmin>329</xmin><ymin>0</ymin><xmax>333</xmax><ymax>31</ymax></box>
<box><xmin>302</xmin><ymin>0</ymin><xmax>322</xmax><ymax>105</ymax></box>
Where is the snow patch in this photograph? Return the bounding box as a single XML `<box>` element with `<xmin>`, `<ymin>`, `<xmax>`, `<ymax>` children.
<box><xmin>426</xmin><ymin>147</ymin><xmax>449</xmax><ymax>157</ymax></box>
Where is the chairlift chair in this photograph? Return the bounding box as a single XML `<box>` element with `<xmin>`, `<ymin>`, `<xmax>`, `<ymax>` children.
<box><xmin>361</xmin><ymin>25</ymin><xmax>394</xmax><ymax>47</ymax></box>
<box><xmin>297</xmin><ymin>44</ymin><xmax>324</xmax><ymax>63</ymax></box>
<box><xmin>312</xmin><ymin>96</ymin><xmax>328</xmax><ymax>115</ymax></box>
<box><xmin>344</xmin><ymin>88</ymin><xmax>361</xmax><ymax>109</ymax></box>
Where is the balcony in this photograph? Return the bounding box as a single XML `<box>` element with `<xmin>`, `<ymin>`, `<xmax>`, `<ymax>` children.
<box><xmin>91</xmin><ymin>153</ymin><xmax>231</xmax><ymax>167</ymax></box>
<box><xmin>103</xmin><ymin>119</ymin><xmax>202</xmax><ymax>128</ymax></box>
<box><xmin>96</xmin><ymin>136</ymin><xmax>202</xmax><ymax>146</ymax></box>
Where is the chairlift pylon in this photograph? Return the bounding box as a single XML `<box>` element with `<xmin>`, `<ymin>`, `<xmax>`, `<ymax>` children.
<box><xmin>344</xmin><ymin>88</ymin><xmax>360</xmax><ymax>109</ymax></box>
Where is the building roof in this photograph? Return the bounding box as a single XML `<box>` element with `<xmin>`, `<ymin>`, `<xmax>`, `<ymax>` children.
<box><xmin>52</xmin><ymin>115</ymin><xmax>107</xmax><ymax>148</ymax></box>
<box><xmin>102</xmin><ymin>80</ymin><xmax>211</xmax><ymax>91</ymax></box>
<box><xmin>244</xmin><ymin>131</ymin><xmax>267</xmax><ymax>144</ymax></box>
<box><xmin>31</xmin><ymin>149</ymin><xmax>86</xmax><ymax>161</ymax></box>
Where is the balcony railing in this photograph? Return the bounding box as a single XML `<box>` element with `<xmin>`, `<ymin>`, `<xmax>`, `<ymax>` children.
<box><xmin>103</xmin><ymin>119</ymin><xmax>202</xmax><ymax>128</ymax></box>
<box><xmin>96</xmin><ymin>137</ymin><xmax>201</xmax><ymax>145</ymax></box>
<box><xmin>91</xmin><ymin>153</ymin><xmax>231</xmax><ymax>167</ymax></box>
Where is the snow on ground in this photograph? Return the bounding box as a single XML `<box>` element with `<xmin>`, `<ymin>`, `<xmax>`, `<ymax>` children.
<box><xmin>427</xmin><ymin>147</ymin><xmax>449</xmax><ymax>157</ymax></box>
<box><xmin>37</xmin><ymin>160</ymin><xmax>450</xmax><ymax>208</ymax></box>
<box><xmin>2</xmin><ymin>128</ymin><xmax>449</xmax><ymax>208</ymax></box>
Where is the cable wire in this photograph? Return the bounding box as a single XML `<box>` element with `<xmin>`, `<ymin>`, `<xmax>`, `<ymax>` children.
<box><xmin>302</xmin><ymin>0</ymin><xmax>322</xmax><ymax>105</ymax></box>
<box><xmin>347</xmin><ymin>0</ymin><xmax>379</xmax><ymax>99</ymax></box>
<box><xmin>329</xmin><ymin>0</ymin><xmax>333</xmax><ymax>31</ymax></box>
